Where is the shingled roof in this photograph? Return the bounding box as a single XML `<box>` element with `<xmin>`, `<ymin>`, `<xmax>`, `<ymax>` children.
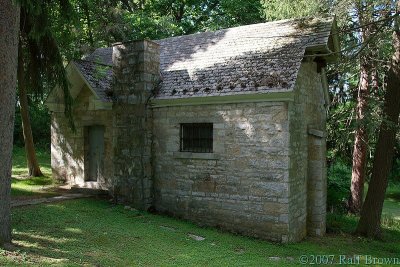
<box><xmin>72</xmin><ymin>59</ymin><xmax>113</xmax><ymax>102</ymax></box>
<box><xmin>75</xmin><ymin>16</ymin><xmax>338</xmax><ymax>101</ymax></box>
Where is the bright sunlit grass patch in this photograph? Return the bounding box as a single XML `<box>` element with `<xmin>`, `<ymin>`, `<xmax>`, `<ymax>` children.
<box><xmin>2</xmin><ymin>198</ymin><xmax>399</xmax><ymax>266</ymax></box>
<box><xmin>11</xmin><ymin>146</ymin><xmax>58</xmax><ymax>199</ymax></box>
<box><xmin>12</xmin><ymin>146</ymin><xmax>52</xmax><ymax>178</ymax></box>
<box><xmin>5</xmin><ymin>146</ymin><xmax>400</xmax><ymax>266</ymax></box>
<box><xmin>0</xmin><ymin>199</ymin><xmax>400</xmax><ymax>266</ymax></box>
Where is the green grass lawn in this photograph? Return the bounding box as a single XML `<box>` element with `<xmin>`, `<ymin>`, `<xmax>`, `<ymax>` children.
<box><xmin>384</xmin><ymin>184</ymin><xmax>400</xmax><ymax>220</ymax></box>
<box><xmin>4</xmin><ymin>147</ymin><xmax>400</xmax><ymax>266</ymax></box>
<box><xmin>363</xmin><ymin>182</ymin><xmax>400</xmax><ymax>220</ymax></box>
<box><xmin>1</xmin><ymin>198</ymin><xmax>399</xmax><ymax>266</ymax></box>
<box><xmin>11</xmin><ymin>147</ymin><xmax>58</xmax><ymax>199</ymax></box>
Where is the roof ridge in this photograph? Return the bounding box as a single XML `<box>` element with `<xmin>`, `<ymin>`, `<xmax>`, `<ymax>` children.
<box><xmin>84</xmin><ymin>16</ymin><xmax>334</xmax><ymax>54</ymax></box>
<box><xmin>156</xmin><ymin>16</ymin><xmax>334</xmax><ymax>43</ymax></box>
<box><xmin>70</xmin><ymin>17</ymin><xmax>337</xmax><ymax>101</ymax></box>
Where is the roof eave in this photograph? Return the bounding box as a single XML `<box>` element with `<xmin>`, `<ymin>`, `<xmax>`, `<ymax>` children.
<box><xmin>151</xmin><ymin>91</ymin><xmax>295</xmax><ymax>108</ymax></box>
<box><xmin>331</xmin><ymin>17</ymin><xmax>341</xmax><ymax>55</ymax></box>
<box><xmin>70</xmin><ymin>61</ymin><xmax>105</xmax><ymax>102</ymax></box>
<box><xmin>303</xmin><ymin>17</ymin><xmax>340</xmax><ymax>63</ymax></box>
<box><xmin>46</xmin><ymin>61</ymin><xmax>112</xmax><ymax>112</ymax></box>
<box><xmin>325</xmin><ymin>17</ymin><xmax>341</xmax><ymax>63</ymax></box>
<box><xmin>305</xmin><ymin>45</ymin><xmax>338</xmax><ymax>63</ymax></box>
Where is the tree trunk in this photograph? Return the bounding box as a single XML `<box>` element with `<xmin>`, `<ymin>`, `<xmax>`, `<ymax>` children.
<box><xmin>349</xmin><ymin>5</ymin><xmax>371</xmax><ymax>214</ymax></box>
<box><xmin>0</xmin><ymin>0</ymin><xmax>20</xmax><ymax>247</ymax></box>
<box><xmin>356</xmin><ymin>4</ymin><xmax>400</xmax><ymax>238</ymax></box>
<box><xmin>17</xmin><ymin>43</ymin><xmax>43</xmax><ymax>177</ymax></box>
<box><xmin>349</xmin><ymin>60</ymin><xmax>369</xmax><ymax>213</ymax></box>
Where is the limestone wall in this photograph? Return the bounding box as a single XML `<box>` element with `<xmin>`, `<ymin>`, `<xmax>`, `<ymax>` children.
<box><xmin>111</xmin><ymin>40</ymin><xmax>159</xmax><ymax>208</ymax></box>
<box><xmin>51</xmin><ymin>85</ymin><xmax>114</xmax><ymax>188</ymax></box>
<box><xmin>152</xmin><ymin>102</ymin><xmax>291</xmax><ymax>242</ymax></box>
<box><xmin>288</xmin><ymin>61</ymin><xmax>327</xmax><ymax>241</ymax></box>
<box><xmin>50</xmin><ymin>56</ymin><xmax>327</xmax><ymax>243</ymax></box>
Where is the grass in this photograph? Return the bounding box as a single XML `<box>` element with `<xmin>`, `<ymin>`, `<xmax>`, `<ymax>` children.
<box><xmin>0</xmin><ymin>198</ymin><xmax>399</xmax><ymax>266</ymax></box>
<box><xmin>11</xmin><ymin>146</ymin><xmax>58</xmax><ymax>199</ymax></box>
<box><xmin>4</xmin><ymin>146</ymin><xmax>400</xmax><ymax>266</ymax></box>
<box><xmin>364</xmin><ymin>182</ymin><xmax>400</xmax><ymax>220</ymax></box>
<box><xmin>384</xmin><ymin>183</ymin><xmax>400</xmax><ymax>220</ymax></box>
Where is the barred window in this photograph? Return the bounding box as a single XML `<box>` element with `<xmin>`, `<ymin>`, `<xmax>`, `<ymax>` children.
<box><xmin>180</xmin><ymin>123</ymin><xmax>213</xmax><ymax>153</ymax></box>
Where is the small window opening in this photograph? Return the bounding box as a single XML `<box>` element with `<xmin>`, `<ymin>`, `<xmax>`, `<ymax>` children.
<box><xmin>180</xmin><ymin>123</ymin><xmax>213</xmax><ymax>153</ymax></box>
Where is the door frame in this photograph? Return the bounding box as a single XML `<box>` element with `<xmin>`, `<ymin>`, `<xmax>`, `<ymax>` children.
<box><xmin>84</xmin><ymin>125</ymin><xmax>105</xmax><ymax>182</ymax></box>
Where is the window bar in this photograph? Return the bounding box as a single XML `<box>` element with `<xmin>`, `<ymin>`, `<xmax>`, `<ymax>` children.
<box><xmin>180</xmin><ymin>123</ymin><xmax>213</xmax><ymax>153</ymax></box>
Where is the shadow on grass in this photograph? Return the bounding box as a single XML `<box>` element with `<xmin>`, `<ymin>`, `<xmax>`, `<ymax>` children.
<box><xmin>327</xmin><ymin>212</ymin><xmax>400</xmax><ymax>241</ymax></box>
<box><xmin>11</xmin><ymin>200</ymin><xmax>150</xmax><ymax>266</ymax></box>
<box><xmin>12</xmin><ymin>146</ymin><xmax>52</xmax><ymax>176</ymax></box>
<box><xmin>11</xmin><ymin>188</ymin><xmax>58</xmax><ymax>199</ymax></box>
<box><xmin>13</xmin><ymin>231</ymin><xmax>88</xmax><ymax>264</ymax></box>
<box><xmin>326</xmin><ymin>212</ymin><xmax>358</xmax><ymax>234</ymax></box>
<box><xmin>7</xmin><ymin>198</ymin><xmax>400</xmax><ymax>266</ymax></box>
<box><xmin>386</xmin><ymin>191</ymin><xmax>400</xmax><ymax>202</ymax></box>
<box><xmin>386</xmin><ymin>183</ymin><xmax>400</xmax><ymax>201</ymax></box>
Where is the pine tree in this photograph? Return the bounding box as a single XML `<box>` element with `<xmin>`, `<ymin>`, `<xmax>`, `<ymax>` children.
<box><xmin>356</xmin><ymin>0</ymin><xmax>400</xmax><ymax>238</ymax></box>
<box><xmin>17</xmin><ymin>0</ymin><xmax>75</xmax><ymax>177</ymax></box>
<box><xmin>0</xmin><ymin>0</ymin><xmax>20</xmax><ymax>247</ymax></box>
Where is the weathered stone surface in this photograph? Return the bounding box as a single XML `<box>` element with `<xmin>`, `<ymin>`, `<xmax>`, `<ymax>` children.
<box><xmin>288</xmin><ymin>62</ymin><xmax>327</xmax><ymax>240</ymax></box>
<box><xmin>49</xmin><ymin>19</ymin><xmax>331</xmax><ymax>243</ymax></box>
<box><xmin>51</xmin><ymin>86</ymin><xmax>114</xmax><ymax>189</ymax></box>
<box><xmin>110</xmin><ymin>40</ymin><xmax>160</xmax><ymax>209</ymax></box>
<box><xmin>152</xmin><ymin>101</ymin><xmax>291</xmax><ymax>242</ymax></box>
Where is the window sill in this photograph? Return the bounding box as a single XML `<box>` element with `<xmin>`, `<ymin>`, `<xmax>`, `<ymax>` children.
<box><xmin>173</xmin><ymin>152</ymin><xmax>220</xmax><ymax>160</ymax></box>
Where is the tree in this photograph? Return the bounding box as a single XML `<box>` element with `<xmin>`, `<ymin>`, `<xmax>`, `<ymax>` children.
<box><xmin>17</xmin><ymin>43</ymin><xmax>43</xmax><ymax>177</ymax></box>
<box><xmin>15</xmin><ymin>0</ymin><xmax>76</xmax><ymax>176</ymax></box>
<box><xmin>0</xmin><ymin>0</ymin><xmax>20</xmax><ymax>246</ymax></box>
<box><xmin>259</xmin><ymin>0</ymin><xmax>399</xmax><ymax>214</ymax></box>
<box><xmin>326</xmin><ymin>0</ymin><xmax>395</xmax><ymax>213</ymax></box>
<box><xmin>345</xmin><ymin>0</ymin><xmax>396</xmax><ymax>214</ymax></box>
<box><xmin>261</xmin><ymin>0</ymin><xmax>328</xmax><ymax>21</ymax></box>
<box><xmin>71</xmin><ymin>0</ymin><xmax>263</xmax><ymax>46</ymax></box>
<box><xmin>356</xmin><ymin>1</ymin><xmax>400</xmax><ymax>238</ymax></box>
<box><xmin>348</xmin><ymin>2</ymin><xmax>373</xmax><ymax>214</ymax></box>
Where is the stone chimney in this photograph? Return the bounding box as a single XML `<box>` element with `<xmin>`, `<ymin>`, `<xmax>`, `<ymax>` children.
<box><xmin>112</xmin><ymin>40</ymin><xmax>160</xmax><ymax>102</ymax></box>
<box><xmin>111</xmin><ymin>40</ymin><xmax>160</xmax><ymax>209</ymax></box>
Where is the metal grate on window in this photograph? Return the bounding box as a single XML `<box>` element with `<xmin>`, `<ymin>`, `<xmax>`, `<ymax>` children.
<box><xmin>180</xmin><ymin>123</ymin><xmax>213</xmax><ymax>153</ymax></box>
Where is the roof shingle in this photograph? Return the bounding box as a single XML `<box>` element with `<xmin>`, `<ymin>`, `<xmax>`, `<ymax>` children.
<box><xmin>77</xmin><ymin>17</ymin><xmax>336</xmax><ymax>101</ymax></box>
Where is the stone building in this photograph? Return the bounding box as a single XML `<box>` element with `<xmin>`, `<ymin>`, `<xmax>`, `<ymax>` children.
<box><xmin>46</xmin><ymin>17</ymin><xmax>339</xmax><ymax>242</ymax></box>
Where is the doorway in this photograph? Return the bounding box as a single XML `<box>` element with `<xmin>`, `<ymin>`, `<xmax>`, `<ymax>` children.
<box><xmin>85</xmin><ymin>125</ymin><xmax>105</xmax><ymax>182</ymax></box>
